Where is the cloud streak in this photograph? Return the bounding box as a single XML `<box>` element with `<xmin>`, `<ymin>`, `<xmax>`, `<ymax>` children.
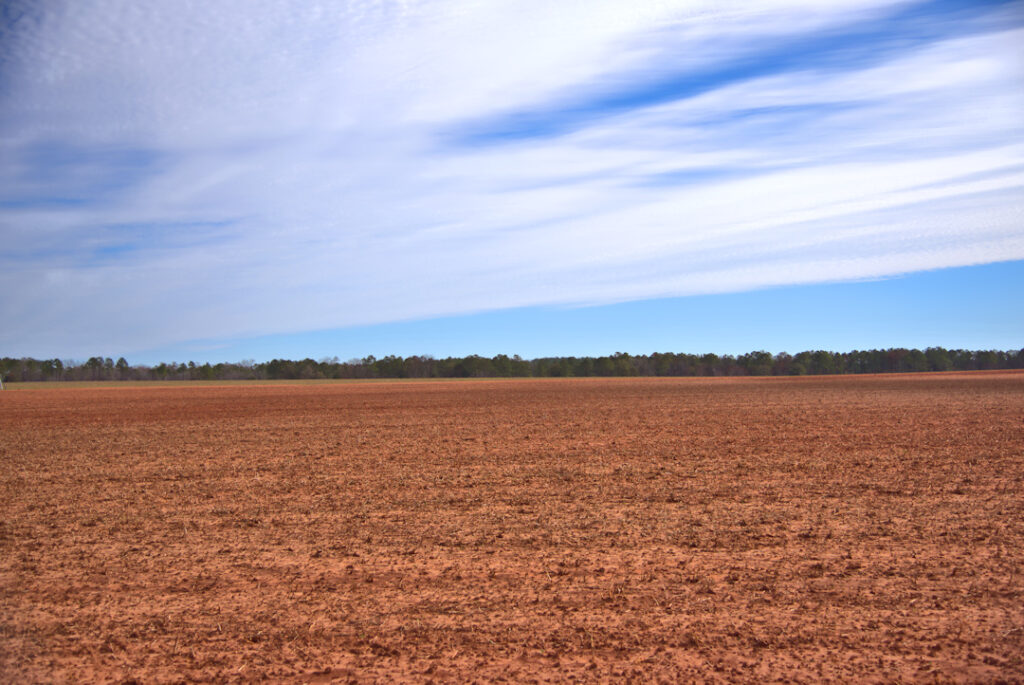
<box><xmin>1</xmin><ymin>0</ymin><xmax>1022</xmax><ymax>357</ymax></box>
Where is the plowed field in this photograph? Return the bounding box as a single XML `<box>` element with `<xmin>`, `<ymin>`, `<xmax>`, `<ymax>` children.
<box><xmin>2</xmin><ymin>373</ymin><xmax>1023</xmax><ymax>682</ymax></box>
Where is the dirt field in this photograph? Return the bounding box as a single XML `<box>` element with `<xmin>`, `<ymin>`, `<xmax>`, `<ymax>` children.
<box><xmin>2</xmin><ymin>373</ymin><xmax>1022</xmax><ymax>683</ymax></box>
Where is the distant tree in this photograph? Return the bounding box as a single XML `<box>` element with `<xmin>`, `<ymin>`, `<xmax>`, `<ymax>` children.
<box><xmin>669</xmin><ymin>353</ymin><xmax>697</xmax><ymax>376</ymax></box>
<box><xmin>547</xmin><ymin>358</ymin><xmax>573</xmax><ymax>377</ymax></box>
<box><xmin>491</xmin><ymin>354</ymin><xmax>513</xmax><ymax>377</ymax></box>
<box><xmin>976</xmin><ymin>350</ymin><xmax>1000</xmax><ymax>370</ymax></box>
<box><xmin>510</xmin><ymin>355</ymin><xmax>531</xmax><ymax>377</ymax></box>
<box><xmin>772</xmin><ymin>352</ymin><xmax>792</xmax><ymax>375</ymax></box>
<box><xmin>592</xmin><ymin>356</ymin><xmax>615</xmax><ymax>377</ymax></box>
<box><xmin>84</xmin><ymin>357</ymin><xmax>104</xmax><ymax>380</ymax></box>
<box><xmin>648</xmin><ymin>352</ymin><xmax>671</xmax><ymax>376</ymax></box>
<box><xmin>903</xmin><ymin>349</ymin><xmax>928</xmax><ymax>373</ymax></box>
<box><xmin>740</xmin><ymin>350</ymin><xmax>773</xmax><ymax>376</ymax></box>
<box><xmin>573</xmin><ymin>356</ymin><xmax>595</xmax><ymax>377</ymax></box>
<box><xmin>925</xmin><ymin>347</ymin><xmax>952</xmax><ymax>372</ymax></box>
<box><xmin>374</xmin><ymin>355</ymin><xmax>405</xmax><ymax>378</ymax></box>
<box><xmin>4</xmin><ymin>347</ymin><xmax>1021</xmax><ymax>382</ymax></box>
<box><xmin>810</xmin><ymin>350</ymin><xmax>837</xmax><ymax>374</ymax></box>
<box><xmin>402</xmin><ymin>355</ymin><xmax>434</xmax><ymax>378</ymax></box>
<box><xmin>699</xmin><ymin>353</ymin><xmax>721</xmax><ymax>376</ymax></box>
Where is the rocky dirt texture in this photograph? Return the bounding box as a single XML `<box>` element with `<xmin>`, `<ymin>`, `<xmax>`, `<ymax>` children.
<box><xmin>1</xmin><ymin>373</ymin><xmax>1022</xmax><ymax>683</ymax></box>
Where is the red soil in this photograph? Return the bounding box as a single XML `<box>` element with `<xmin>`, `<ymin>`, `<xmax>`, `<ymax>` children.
<box><xmin>2</xmin><ymin>374</ymin><xmax>1023</xmax><ymax>682</ymax></box>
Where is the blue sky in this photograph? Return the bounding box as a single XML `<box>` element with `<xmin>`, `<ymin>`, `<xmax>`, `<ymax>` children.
<box><xmin>133</xmin><ymin>260</ymin><xmax>1024</xmax><ymax>365</ymax></box>
<box><xmin>1</xmin><ymin>0</ymin><xmax>1022</xmax><ymax>363</ymax></box>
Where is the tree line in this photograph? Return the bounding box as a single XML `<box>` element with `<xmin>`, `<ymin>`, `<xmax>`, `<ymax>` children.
<box><xmin>2</xmin><ymin>348</ymin><xmax>1023</xmax><ymax>382</ymax></box>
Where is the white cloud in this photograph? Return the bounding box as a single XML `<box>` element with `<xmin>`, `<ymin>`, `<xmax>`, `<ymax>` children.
<box><xmin>0</xmin><ymin>0</ymin><xmax>1022</xmax><ymax>357</ymax></box>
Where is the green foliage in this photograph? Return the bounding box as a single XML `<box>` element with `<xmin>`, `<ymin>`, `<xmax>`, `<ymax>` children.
<box><xmin>2</xmin><ymin>347</ymin><xmax>1022</xmax><ymax>382</ymax></box>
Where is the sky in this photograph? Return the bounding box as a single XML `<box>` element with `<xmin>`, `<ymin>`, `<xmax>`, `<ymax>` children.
<box><xmin>1</xmin><ymin>0</ymin><xmax>1022</xmax><ymax>364</ymax></box>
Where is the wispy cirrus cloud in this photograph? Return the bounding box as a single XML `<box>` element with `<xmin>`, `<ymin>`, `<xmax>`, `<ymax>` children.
<box><xmin>0</xmin><ymin>0</ymin><xmax>1022</xmax><ymax>358</ymax></box>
